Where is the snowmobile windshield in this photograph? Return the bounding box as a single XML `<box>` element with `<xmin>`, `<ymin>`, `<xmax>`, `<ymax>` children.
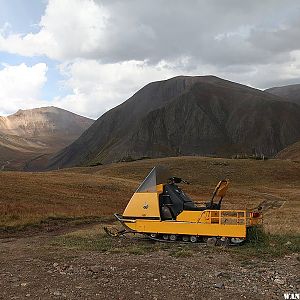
<box><xmin>136</xmin><ymin>166</ymin><xmax>171</xmax><ymax>193</ymax></box>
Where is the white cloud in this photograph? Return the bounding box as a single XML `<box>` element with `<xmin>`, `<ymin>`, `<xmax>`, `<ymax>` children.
<box><xmin>0</xmin><ymin>58</ymin><xmax>298</xmax><ymax>119</ymax></box>
<box><xmin>1</xmin><ymin>0</ymin><xmax>299</xmax><ymax>67</ymax></box>
<box><xmin>0</xmin><ymin>0</ymin><xmax>109</xmax><ymax>60</ymax></box>
<box><xmin>1</xmin><ymin>0</ymin><xmax>300</xmax><ymax>118</ymax></box>
<box><xmin>50</xmin><ymin>54</ymin><xmax>300</xmax><ymax>119</ymax></box>
<box><xmin>52</xmin><ymin>59</ymin><xmax>181</xmax><ymax>118</ymax></box>
<box><xmin>0</xmin><ymin>63</ymin><xmax>48</xmax><ymax>115</ymax></box>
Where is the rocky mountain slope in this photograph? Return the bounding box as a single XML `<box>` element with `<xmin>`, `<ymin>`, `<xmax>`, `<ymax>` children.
<box><xmin>265</xmin><ymin>84</ymin><xmax>300</xmax><ymax>105</ymax></box>
<box><xmin>0</xmin><ymin>106</ymin><xmax>93</xmax><ymax>170</ymax></box>
<box><xmin>275</xmin><ymin>141</ymin><xmax>300</xmax><ymax>161</ymax></box>
<box><xmin>48</xmin><ymin>76</ymin><xmax>300</xmax><ymax>169</ymax></box>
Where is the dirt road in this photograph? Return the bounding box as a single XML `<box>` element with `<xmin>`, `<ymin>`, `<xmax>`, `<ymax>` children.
<box><xmin>1</xmin><ymin>224</ymin><xmax>299</xmax><ymax>300</ymax></box>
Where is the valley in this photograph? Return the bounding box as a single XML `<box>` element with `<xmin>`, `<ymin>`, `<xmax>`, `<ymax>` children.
<box><xmin>1</xmin><ymin>2</ymin><xmax>300</xmax><ymax>299</ymax></box>
<box><xmin>0</xmin><ymin>156</ymin><xmax>299</xmax><ymax>300</ymax></box>
<box><xmin>0</xmin><ymin>79</ymin><xmax>299</xmax><ymax>300</ymax></box>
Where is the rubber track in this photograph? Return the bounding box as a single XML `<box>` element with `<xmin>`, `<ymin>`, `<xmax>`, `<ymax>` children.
<box><xmin>104</xmin><ymin>227</ymin><xmax>242</xmax><ymax>246</ymax></box>
<box><xmin>144</xmin><ymin>234</ymin><xmax>240</xmax><ymax>246</ymax></box>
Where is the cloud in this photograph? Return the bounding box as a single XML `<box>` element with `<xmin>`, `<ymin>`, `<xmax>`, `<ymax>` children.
<box><xmin>52</xmin><ymin>59</ymin><xmax>180</xmax><ymax>118</ymax></box>
<box><xmin>1</xmin><ymin>0</ymin><xmax>300</xmax><ymax>67</ymax></box>
<box><xmin>52</xmin><ymin>55</ymin><xmax>300</xmax><ymax>119</ymax></box>
<box><xmin>0</xmin><ymin>0</ymin><xmax>109</xmax><ymax>60</ymax></box>
<box><xmin>1</xmin><ymin>57</ymin><xmax>298</xmax><ymax>119</ymax></box>
<box><xmin>0</xmin><ymin>63</ymin><xmax>48</xmax><ymax>115</ymax></box>
<box><xmin>1</xmin><ymin>0</ymin><xmax>300</xmax><ymax>118</ymax></box>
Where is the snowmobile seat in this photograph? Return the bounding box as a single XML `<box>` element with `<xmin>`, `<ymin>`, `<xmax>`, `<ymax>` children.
<box><xmin>183</xmin><ymin>204</ymin><xmax>206</xmax><ymax>211</ymax></box>
<box><xmin>162</xmin><ymin>184</ymin><xmax>206</xmax><ymax>215</ymax></box>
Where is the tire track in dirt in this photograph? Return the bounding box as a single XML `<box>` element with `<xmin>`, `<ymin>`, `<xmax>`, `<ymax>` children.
<box><xmin>256</xmin><ymin>193</ymin><xmax>286</xmax><ymax>212</ymax></box>
<box><xmin>0</xmin><ymin>218</ymin><xmax>113</xmax><ymax>240</ymax></box>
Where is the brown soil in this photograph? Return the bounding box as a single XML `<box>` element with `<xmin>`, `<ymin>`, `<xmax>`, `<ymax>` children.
<box><xmin>0</xmin><ymin>156</ymin><xmax>299</xmax><ymax>299</ymax></box>
<box><xmin>0</xmin><ymin>223</ymin><xmax>299</xmax><ymax>300</ymax></box>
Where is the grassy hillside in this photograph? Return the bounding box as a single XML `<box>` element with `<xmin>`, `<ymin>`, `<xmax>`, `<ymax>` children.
<box><xmin>0</xmin><ymin>156</ymin><xmax>299</xmax><ymax>234</ymax></box>
<box><xmin>276</xmin><ymin>141</ymin><xmax>300</xmax><ymax>161</ymax></box>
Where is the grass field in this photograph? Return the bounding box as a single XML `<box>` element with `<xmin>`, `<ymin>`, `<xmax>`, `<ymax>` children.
<box><xmin>0</xmin><ymin>156</ymin><xmax>299</xmax><ymax>234</ymax></box>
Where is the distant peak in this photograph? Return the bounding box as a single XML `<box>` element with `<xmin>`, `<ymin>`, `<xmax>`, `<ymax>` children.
<box><xmin>6</xmin><ymin>106</ymin><xmax>93</xmax><ymax>121</ymax></box>
<box><xmin>11</xmin><ymin>106</ymin><xmax>63</xmax><ymax>116</ymax></box>
<box><xmin>267</xmin><ymin>83</ymin><xmax>300</xmax><ymax>90</ymax></box>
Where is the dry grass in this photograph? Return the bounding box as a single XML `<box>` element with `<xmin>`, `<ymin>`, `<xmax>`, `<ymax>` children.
<box><xmin>276</xmin><ymin>141</ymin><xmax>300</xmax><ymax>161</ymax></box>
<box><xmin>52</xmin><ymin>224</ymin><xmax>300</xmax><ymax>258</ymax></box>
<box><xmin>0</xmin><ymin>172</ymin><xmax>135</xmax><ymax>228</ymax></box>
<box><xmin>52</xmin><ymin>224</ymin><xmax>201</xmax><ymax>256</ymax></box>
<box><xmin>0</xmin><ymin>156</ymin><xmax>299</xmax><ymax>234</ymax></box>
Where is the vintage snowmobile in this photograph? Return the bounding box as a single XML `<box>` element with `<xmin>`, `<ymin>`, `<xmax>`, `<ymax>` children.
<box><xmin>105</xmin><ymin>166</ymin><xmax>262</xmax><ymax>245</ymax></box>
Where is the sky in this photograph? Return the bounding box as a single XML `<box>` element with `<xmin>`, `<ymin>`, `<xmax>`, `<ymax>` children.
<box><xmin>0</xmin><ymin>0</ymin><xmax>300</xmax><ymax>119</ymax></box>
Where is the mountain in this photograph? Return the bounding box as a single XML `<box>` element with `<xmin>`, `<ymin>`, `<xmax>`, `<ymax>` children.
<box><xmin>0</xmin><ymin>106</ymin><xmax>94</xmax><ymax>170</ymax></box>
<box><xmin>276</xmin><ymin>141</ymin><xmax>300</xmax><ymax>161</ymax></box>
<box><xmin>47</xmin><ymin>76</ymin><xmax>300</xmax><ymax>169</ymax></box>
<box><xmin>265</xmin><ymin>84</ymin><xmax>300</xmax><ymax>105</ymax></box>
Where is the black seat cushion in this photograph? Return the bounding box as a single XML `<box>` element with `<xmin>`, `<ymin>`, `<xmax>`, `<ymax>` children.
<box><xmin>184</xmin><ymin>203</ymin><xmax>206</xmax><ymax>211</ymax></box>
<box><xmin>161</xmin><ymin>184</ymin><xmax>206</xmax><ymax>215</ymax></box>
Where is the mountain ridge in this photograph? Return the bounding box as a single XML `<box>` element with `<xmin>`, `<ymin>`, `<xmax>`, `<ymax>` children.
<box><xmin>265</xmin><ymin>84</ymin><xmax>300</xmax><ymax>105</ymax></box>
<box><xmin>0</xmin><ymin>106</ymin><xmax>93</xmax><ymax>138</ymax></box>
<box><xmin>0</xmin><ymin>106</ymin><xmax>94</xmax><ymax>170</ymax></box>
<box><xmin>48</xmin><ymin>76</ymin><xmax>300</xmax><ymax>169</ymax></box>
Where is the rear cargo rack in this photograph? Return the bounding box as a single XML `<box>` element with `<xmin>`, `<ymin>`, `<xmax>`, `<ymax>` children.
<box><xmin>196</xmin><ymin>210</ymin><xmax>263</xmax><ymax>226</ymax></box>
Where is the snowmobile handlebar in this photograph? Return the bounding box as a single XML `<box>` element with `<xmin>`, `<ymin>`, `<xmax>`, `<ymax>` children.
<box><xmin>181</xmin><ymin>179</ymin><xmax>190</xmax><ymax>185</ymax></box>
<box><xmin>169</xmin><ymin>177</ymin><xmax>190</xmax><ymax>184</ymax></box>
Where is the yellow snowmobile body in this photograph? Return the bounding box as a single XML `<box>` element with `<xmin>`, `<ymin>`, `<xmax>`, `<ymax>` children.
<box><xmin>112</xmin><ymin>166</ymin><xmax>262</xmax><ymax>244</ymax></box>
